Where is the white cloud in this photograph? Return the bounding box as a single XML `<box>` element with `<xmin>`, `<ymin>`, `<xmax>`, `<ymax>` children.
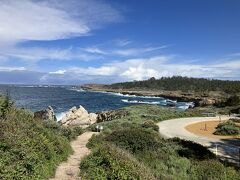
<box><xmin>114</xmin><ymin>39</ymin><xmax>132</xmax><ymax>46</ymax></box>
<box><xmin>1</xmin><ymin>55</ymin><xmax>239</xmax><ymax>84</ymax></box>
<box><xmin>49</xmin><ymin>69</ymin><xmax>66</xmax><ymax>74</ymax></box>
<box><xmin>43</xmin><ymin>56</ymin><xmax>240</xmax><ymax>83</ymax></box>
<box><xmin>0</xmin><ymin>0</ymin><xmax>122</xmax><ymax>64</ymax></box>
<box><xmin>113</xmin><ymin>45</ymin><xmax>167</xmax><ymax>56</ymax></box>
<box><xmin>120</xmin><ymin>63</ymin><xmax>160</xmax><ymax>80</ymax></box>
<box><xmin>0</xmin><ymin>0</ymin><xmax>121</xmax><ymax>44</ymax></box>
<box><xmin>0</xmin><ymin>46</ymin><xmax>102</xmax><ymax>62</ymax></box>
<box><xmin>0</xmin><ymin>66</ymin><xmax>26</xmax><ymax>72</ymax></box>
<box><xmin>82</xmin><ymin>47</ymin><xmax>107</xmax><ymax>55</ymax></box>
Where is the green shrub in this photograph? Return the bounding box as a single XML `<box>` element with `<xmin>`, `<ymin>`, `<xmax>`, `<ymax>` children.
<box><xmin>105</xmin><ymin>128</ymin><xmax>162</xmax><ymax>153</ymax></box>
<box><xmin>214</xmin><ymin>121</ymin><xmax>240</xmax><ymax>136</ymax></box>
<box><xmin>0</xmin><ymin>107</ymin><xmax>73</xmax><ymax>179</ymax></box>
<box><xmin>192</xmin><ymin>160</ymin><xmax>240</xmax><ymax>179</ymax></box>
<box><xmin>43</xmin><ymin>120</ymin><xmax>83</xmax><ymax>140</ymax></box>
<box><xmin>224</xmin><ymin>95</ymin><xmax>240</xmax><ymax>106</ymax></box>
<box><xmin>80</xmin><ymin>143</ymin><xmax>155</xmax><ymax>180</ymax></box>
<box><xmin>172</xmin><ymin>138</ymin><xmax>216</xmax><ymax>160</ymax></box>
<box><xmin>81</xmin><ymin>105</ymin><xmax>240</xmax><ymax>179</ymax></box>
<box><xmin>0</xmin><ymin>96</ymin><xmax>13</xmax><ymax>118</ymax></box>
<box><xmin>230</xmin><ymin>118</ymin><xmax>240</xmax><ymax>123</ymax></box>
<box><xmin>141</xmin><ymin>120</ymin><xmax>159</xmax><ymax>131</ymax></box>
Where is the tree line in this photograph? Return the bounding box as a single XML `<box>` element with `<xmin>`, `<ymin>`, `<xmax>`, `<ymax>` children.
<box><xmin>108</xmin><ymin>76</ymin><xmax>240</xmax><ymax>93</ymax></box>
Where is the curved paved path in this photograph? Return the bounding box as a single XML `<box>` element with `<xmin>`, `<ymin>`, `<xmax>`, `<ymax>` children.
<box><xmin>50</xmin><ymin>132</ymin><xmax>97</xmax><ymax>180</ymax></box>
<box><xmin>157</xmin><ymin>117</ymin><xmax>240</xmax><ymax>165</ymax></box>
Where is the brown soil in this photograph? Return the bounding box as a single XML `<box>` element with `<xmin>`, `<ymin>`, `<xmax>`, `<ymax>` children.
<box><xmin>185</xmin><ymin>120</ymin><xmax>240</xmax><ymax>139</ymax></box>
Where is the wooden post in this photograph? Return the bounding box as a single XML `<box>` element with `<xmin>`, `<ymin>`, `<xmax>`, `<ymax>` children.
<box><xmin>204</xmin><ymin>123</ymin><xmax>207</xmax><ymax>131</ymax></box>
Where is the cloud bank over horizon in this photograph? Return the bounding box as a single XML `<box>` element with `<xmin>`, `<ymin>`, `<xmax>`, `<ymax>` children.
<box><xmin>0</xmin><ymin>0</ymin><xmax>239</xmax><ymax>84</ymax></box>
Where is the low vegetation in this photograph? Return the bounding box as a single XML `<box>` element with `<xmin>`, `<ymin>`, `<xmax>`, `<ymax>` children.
<box><xmin>88</xmin><ymin>104</ymin><xmax>201</xmax><ymax>133</ymax></box>
<box><xmin>214</xmin><ymin>121</ymin><xmax>240</xmax><ymax>136</ymax></box>
<box><xmin>0</xmin><ymin>97</ymin><xmax>82</xmax><ymax>179</ymax></box>
<box><xmin>81</xmin><ymin>105</ymin><xmax>240</xmax><ymax>179</ymax></box>
<box><xmin>80</xmin><ymin>144</ymin><xmax>155</xmax><ymax>180</ymax></box>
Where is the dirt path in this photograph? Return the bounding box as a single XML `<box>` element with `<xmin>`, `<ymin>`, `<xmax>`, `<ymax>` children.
<box><xmin>50</xmin><ymin>132</ymin><xmax>96</xmax><ymax>180</ymax></box>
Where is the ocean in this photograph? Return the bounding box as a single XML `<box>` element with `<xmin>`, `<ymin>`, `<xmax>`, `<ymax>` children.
<box><xmin>0</xmin><ymin>85</ymin><xmax>192</xmax><ymax>120</ymax></box>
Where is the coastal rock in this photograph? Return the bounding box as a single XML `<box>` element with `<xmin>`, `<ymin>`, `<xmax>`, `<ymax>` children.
<box><xmin>60</xmin><ymin>105</ymin><xmax>97</xmax><ymax>127</ymax></box>
<box><xmin>199</xmin><ymin>98</ymin><xmax>218</xmax><ymax>106</ymax></box>
<box><xmin>97</xmin><ymin>109</ymin><xmax>129</xmax><ymax>123</ymax></box>
<box><xmin>34</xmin><ymin>106</ymin><xmax>57</xmax><ymax>121</ymax></box>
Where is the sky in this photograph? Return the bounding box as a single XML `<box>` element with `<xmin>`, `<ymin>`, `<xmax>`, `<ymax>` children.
<box><xmin>0</xmin><ymin>0</ymin><xmax>240</xmax><ymax>85</ymax></box>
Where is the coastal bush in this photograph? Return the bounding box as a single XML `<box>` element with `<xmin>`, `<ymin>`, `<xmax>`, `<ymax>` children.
<box><xmin>214</xmin><ymin>121</ymin><xmax>240</xmax><ymax>136</ymax></box>
<box><xmin>43</xmin><ymin>120</ymin><xmax>83</xmax><ymax>140</ymax></box>
<box><xmin>105</xmin><ymin>128</ymin><xmax>162</xmax><ymax>153</ymax></box>
<box><xmin>0</xmin><ymin>95</ymin><xmax>13</xmax><ymax>118</ymax></box>
<box><xmin>230</xmin><ymin>117</ymin><xmax>240</xmax><ymax>123</ymax></box>
<box><xmin>80</xmin><ymin>143</ymin><xmax>155</xmax><ymax>180</ymax></box>
<box><xmin>224</xmin><ymin>95</ymin><xmax>240</xmax><ymax>106</ymax></box>
<box><xmin>91</xmin><ymin>105</ymin><xmax>201</xmax><ymax>134</ymax></box>
<box><xmin>0</xmin><ymin>103</ymin><xmax>73</xmax><ymax>179</ymax></box>
<box><xmin>192</xmin><ymin>160</ymin><xmax>240</xmax><ymax>179</ymax></box>
<box><xmin>230</xmin><ymin>106</ymin><xmax>240</xmax><ymax>114</ymax></box>
<box><xmin>82</xmin><ymin>105</ymin><xmax>240</xmax><ymax>179</ymax></box>
<box><xmin>141</xmin><ymin>120</ymin><xmax>159</xmax><ymax>131</ymax></box>
<box><xmin>83</xmin><ymin>127</ymin><xmax>240</xmax><ymax>179</ymax></box>
<box><xmin>172</xmin><ymin>138</ymin><xmax>216</xmax><ymax>160</ymax></box>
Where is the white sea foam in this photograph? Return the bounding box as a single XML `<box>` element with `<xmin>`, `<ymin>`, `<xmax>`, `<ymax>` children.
<box><xmin>121</xmin><ymin>99</ymin><xmax>161</xmax><ymax>105</ymax></box>
<box><xmin>176</xmin><ymin>105</ymin><xmax>190</xmax><ymax>110</ymax></box>
<box><xmin>56</xmin><ymin>112</ymin><xmax>67</xmax><ymax>121</ymax></box>
<box><xmin>99</xmin><ymin>91</ymin><xmax>163</xmax><ymax>99</ymax></box>
<box><xmin>69</xmin><ymin>88</ymin><xmax>85</xmax><ymax>92</ymax></box>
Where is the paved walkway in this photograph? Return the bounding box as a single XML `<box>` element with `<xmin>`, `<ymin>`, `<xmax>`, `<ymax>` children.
<box><xmin>50</xmin><ymin>132</ymin><xmax>96</xmax><ymax>180</ymax></box>
<box><xmin>157</xmin><ymin>117</ymin><xmax>240</xmax><ymax>165</ymax></box>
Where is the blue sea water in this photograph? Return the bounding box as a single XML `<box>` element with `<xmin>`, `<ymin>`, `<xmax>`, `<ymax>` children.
<box><xmin>0</xmin><ymin>85</ymin><xmax>192</xmax><ymax>120</ymax></box>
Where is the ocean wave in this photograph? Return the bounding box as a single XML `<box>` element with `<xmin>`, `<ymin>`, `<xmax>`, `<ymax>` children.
<box><xmin>18</xmin><ymin>85</ymin><xmax>65</xmax><ymax>88</ymax></box>
<box><xmin>121</xmin><ymin>99</ymin><xmax>162</xmax><ymax>105</ymax></box>
<box><xmin>18</xmin><ymin>85</ymin><xmax>41</xmax><ymax>88</ymax></box>
<box><xmin>101</xmin><ymin>91</ymin><xmax>163</xmax><ymax>99</ymax></box>
<box><xmin>56</xmin><ymin>112</ymin><xmax>67</xmax><ymax>121</ymax></box>
<box><xmin>176</xmin><ymin>105</ymin><xmax>190</xmax><ymax>110</ymax></box>
<box><xmin>69</xmin><ymin>88</ymin><xmax>85</xmax><ymax>92</ymax></box>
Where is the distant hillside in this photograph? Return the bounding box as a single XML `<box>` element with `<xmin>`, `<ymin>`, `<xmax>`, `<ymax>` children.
<box><xmin>108</xmin><ymin>76</ymin><xmax>240</xmax><ymax>93</ymax></box>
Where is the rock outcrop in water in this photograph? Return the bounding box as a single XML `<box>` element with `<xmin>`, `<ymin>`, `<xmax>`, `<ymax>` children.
<box><xmin>34</xmin><ymin>106</ymin><xmax>57</xmax><ymax>121</ymax></box>
<box><xmin>60</xmin><ymin>106</ymin><xmax>97</xmax><ymax>127</ymax></box>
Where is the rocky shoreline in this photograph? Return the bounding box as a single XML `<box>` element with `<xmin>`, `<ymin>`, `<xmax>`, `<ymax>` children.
<box><xmin>81</xmin><ymin>84</ymin><xmax>223</xmax><ymax>106</ymax></box>
<box><xmin>34</xmin><ymin>105</ymin><xmax>129</xmax><ymax>128</ymax></box>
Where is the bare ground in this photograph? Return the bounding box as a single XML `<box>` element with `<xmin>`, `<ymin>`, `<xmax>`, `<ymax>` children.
<box><xmin>185</xmin><ymin>120</ymin><xmax>240</xmax><ymax>139</ymax></box>
<box><xmin>50</xmin><ymin>132</ymin><xmax>96</xmax><ymax>180</ymax></box>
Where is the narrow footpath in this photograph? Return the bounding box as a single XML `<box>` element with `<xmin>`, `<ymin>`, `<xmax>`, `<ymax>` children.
<box><xmin>50</xmin><ymin>132</ymin><xmax>96</xmax><ymax>180</ymax></box>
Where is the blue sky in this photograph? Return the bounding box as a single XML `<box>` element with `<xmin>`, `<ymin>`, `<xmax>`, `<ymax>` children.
<box><xmin>0</xmin><ymin>0</ymin><xmax>239</xmax><ymax>84</ymax></box>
